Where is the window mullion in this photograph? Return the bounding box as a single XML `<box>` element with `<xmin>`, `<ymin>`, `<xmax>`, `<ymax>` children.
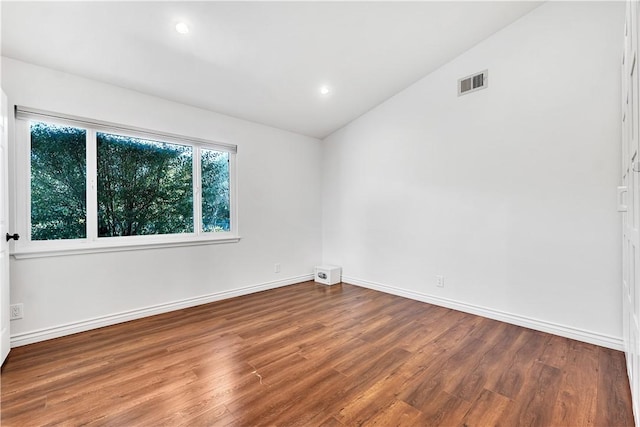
<box><xmin>86</xmin><ymin>129</ymin><xmax>98</xmax><ymax>241</ymax></box>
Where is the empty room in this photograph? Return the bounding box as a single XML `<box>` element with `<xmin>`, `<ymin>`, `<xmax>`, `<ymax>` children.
<box><xmin>0</xmin><ymin>0</ymin><xmax>637</xmax><ymax>425</ymax></box>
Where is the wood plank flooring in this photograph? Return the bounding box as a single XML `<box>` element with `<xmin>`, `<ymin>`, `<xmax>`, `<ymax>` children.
<box><xmin>0</xmin><ymin>281</ymin><xmax>634</xmax><ymax>426</ymax></box>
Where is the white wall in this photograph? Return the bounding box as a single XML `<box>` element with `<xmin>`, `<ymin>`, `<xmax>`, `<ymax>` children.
<box><xmin>322</xmin><ymin>2</ymin><xmax>625</xmax><ymax>348</ymax></box>
<box><xmin>2</xmin><ymin>57</ymin><xmax>323</xmax><ymax>345</ymax></box>
<box><xmin>1</xmin><ymin>2</ymin><xmax>627</xmax><ymax>350</ymax></box>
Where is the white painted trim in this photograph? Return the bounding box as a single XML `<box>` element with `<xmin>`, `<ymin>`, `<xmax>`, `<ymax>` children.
<box><xmin>343</xmin><ymin>275</ymin><xmax>624</xmax><ymax>351</ymax></box>
<box><xmin>11</xmin><ymin>236</ymin><xmax>242</xmax><ymax>259</ymax></box>
<box><xmin>12</xmin><ymin>272</ymin><xmax>622</xmax><ymax>351</ymax></box>
<box><xmin>10</xmin><ymin>273</ymin><xmax>313</xmax><ymax>347</ymax></box>
<box><xmin>15</xmin><ymin>106</ymin><xmax>238</xmax><ymax>153</ymax></box>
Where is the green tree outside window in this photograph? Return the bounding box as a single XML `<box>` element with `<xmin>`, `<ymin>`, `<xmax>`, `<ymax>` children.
<box><xmin>30</xmin><ymin>121</ymin><xmax>232</xmax><ymax>241</ymax></box>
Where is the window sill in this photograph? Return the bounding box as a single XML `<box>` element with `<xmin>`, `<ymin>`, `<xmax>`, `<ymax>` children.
<box><xmin>11</xmin><ymin>236</ymin><xmax>242</xmax><ymax>259</ymax></box>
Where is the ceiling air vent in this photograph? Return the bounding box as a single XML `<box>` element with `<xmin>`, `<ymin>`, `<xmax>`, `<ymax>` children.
<box><xmin>458</xmin><ymin>70</ymin><xmax>488</xmax><ymax>96</ymax></box>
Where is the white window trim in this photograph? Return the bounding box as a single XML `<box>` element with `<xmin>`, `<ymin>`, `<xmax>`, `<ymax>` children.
<box><xmin>13</xmin><ymin>107</ymin><xmax>240</xmax><ymax>259</ymax></box>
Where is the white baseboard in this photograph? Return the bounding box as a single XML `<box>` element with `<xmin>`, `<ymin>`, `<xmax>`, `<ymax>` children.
<box><xmin>13</xmin><ymin>273</ymin><xmax>623</xmax><ymax>351</ymax></box>
<box><xmin>343</xmin><ymin>275</ymin><xmax>624</xmax><ymax>351</ymax></box>
<box><xmin>10</xmin><ymin>274</ymin><xmax>313</xmax><ymax>348</ymax></box>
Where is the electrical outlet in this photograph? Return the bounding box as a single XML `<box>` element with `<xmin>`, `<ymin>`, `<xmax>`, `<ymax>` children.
<box><xmin>10</xmin><ymin>303</ymin><xmax>23</xmax><ymax>320</ymax></box>
<box><xmin>436</xmin><ymin>275</ymin><xmax>444</xmax><ymax>288</ymax></box>
<box><xmin>274</xmin><ymin>263</ymin><xmax>281</xmax><ymax>273</ymax></box>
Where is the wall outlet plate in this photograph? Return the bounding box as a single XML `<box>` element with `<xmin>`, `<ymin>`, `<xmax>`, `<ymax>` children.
<box><xmin>436</xmin><ymin>275</ymin><xmax>444</xmax><ymax>288</ymax></box>
<box><xmin>10</xmin><ymin>303</ymin><xmax>23</xmax><ymax>320</ymax></box>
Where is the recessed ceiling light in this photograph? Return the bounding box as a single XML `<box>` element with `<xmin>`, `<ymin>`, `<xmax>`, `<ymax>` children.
<box><xmin>175</xmin><ymin>22</ymin><xmax>189</xmax><ymax>35</ymax></box>
<box><xmin>319</xmin><ymin>85</ymin><xmax>331</xmax><ymax>95</ymax></box>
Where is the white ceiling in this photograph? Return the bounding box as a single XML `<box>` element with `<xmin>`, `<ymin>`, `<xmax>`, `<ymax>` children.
<box><xmin>1</xmin><ymin>1</ymin><xmax>542</xmax><ymax>139</ymax></box>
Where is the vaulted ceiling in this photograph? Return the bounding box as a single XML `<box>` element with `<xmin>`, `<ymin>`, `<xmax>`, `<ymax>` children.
<box><xmin>1</xmin><ymin>1</ymin><xmax>542</xmax><ymax>138</ymax></box>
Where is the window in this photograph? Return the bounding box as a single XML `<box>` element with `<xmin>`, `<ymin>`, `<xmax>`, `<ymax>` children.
<box><xmin>30</xmin><ymin>122</ymin><xmax>87</xmax><ymax>240</ymax></box>
<box><xmin>201</xmin><ymin>148</ymin><xmax>230</xmax><ymax>233</ymax></box>
<box><xmin>14</xmin><ymin>107</ymin><xmax>238</xmax><ymax>258</ymax></box>
<box><xmin>96</xmin><ymin>132</ymin><xmax>194</xmax><ymax>237</ymax></box>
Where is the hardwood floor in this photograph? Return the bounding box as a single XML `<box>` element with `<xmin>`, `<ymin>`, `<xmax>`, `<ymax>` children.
<box><xmin>0</xmin><ymin>281</ymin><xmax>635</xmax><ymax>426</ymax></box>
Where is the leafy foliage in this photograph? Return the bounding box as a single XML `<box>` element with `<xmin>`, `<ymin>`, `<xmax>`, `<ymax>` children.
<box><xmin>97</xmin><ymin>133</ymin><xmax>193</xmax><ymax>237</ymax></box>
<box><xmin>201</xmin><ymin>149</ymin><xmax>230</xmax><ymax>232</ymax></box>
<box><xmin>30</xmin><ymin>121</ymin><xmax>232</xmax><ymax>240</ymax></box>
<box><xmin>30</xmin><ymin>122</ymin><xmax>86</xmax><ymax>240</ymax></box>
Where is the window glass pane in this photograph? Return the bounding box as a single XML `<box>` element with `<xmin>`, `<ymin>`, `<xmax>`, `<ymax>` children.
<box><xmin>30</xmin><ymin>121</ymin><xmax>87</xmax><ymax>240</ymax></box>
<box><xmin>97</xmin><ymin>132</ymin><xmax>193</xmax><ymax>237</ymax></box>
<box><xmin>201</xmin><ymin>149</ymin><xmax>230</xmax><ymax>232</ymax></box>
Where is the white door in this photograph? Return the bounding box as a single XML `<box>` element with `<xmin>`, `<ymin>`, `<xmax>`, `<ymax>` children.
<box><xmin>622</xmin><ymin>1</ymin><xmax>640</xmax><ymax>420</ymax></box>
<box><xmin>0</xmin><ymin>90</ymin><xmax>10</xmax><ymax>365</ymax></box>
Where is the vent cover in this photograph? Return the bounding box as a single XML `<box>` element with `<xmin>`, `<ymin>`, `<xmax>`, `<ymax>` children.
<box><xmin>458</xmin><ymin>70</ymin><xmax>488</xmax><ymax>96</ymax></box>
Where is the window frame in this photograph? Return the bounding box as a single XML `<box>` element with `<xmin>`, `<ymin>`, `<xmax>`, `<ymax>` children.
<box><xmin>13</xmin><ymin>107</ymin><xmax>239</xmax><ymax>259</ymax></box>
